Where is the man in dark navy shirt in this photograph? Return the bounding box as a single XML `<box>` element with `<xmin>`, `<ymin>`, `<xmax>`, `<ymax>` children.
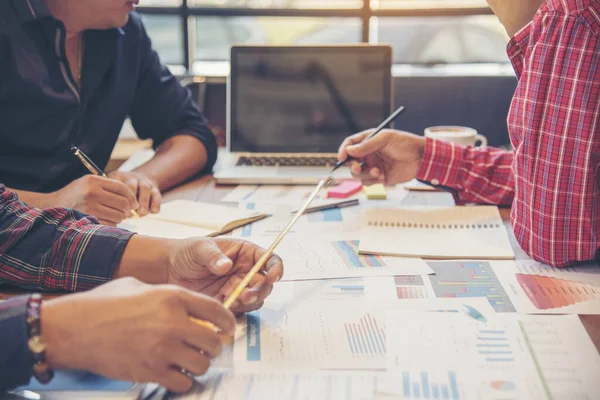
<box><xmin>0</xmin><ymin>0</ymin><xmax>218</xmax><ymax>225</ymax></box>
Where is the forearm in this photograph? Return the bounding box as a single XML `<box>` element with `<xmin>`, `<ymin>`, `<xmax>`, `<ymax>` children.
<box><xmin>112</xmin><ymin>235</ymin><xmax>175</xmax><ymax>284</ymax></box>
<box><xmin>134</xmin><ymin>135</ymin><xmax>208</xmax><ymax>192</ymax></box>
<box><xmin>5</xmin><ymin>188</ymin><xmax>56</xmax><ymax>209</ymax></box>
<box><xmin>0</xmin><ymin>186</ymin><xmax>134</xmax><ymax>291</ymax></box>
<box><xmin>416</xmin><ymin>138</ymin><xmax>515</xmax><ymax>206</ymax></box>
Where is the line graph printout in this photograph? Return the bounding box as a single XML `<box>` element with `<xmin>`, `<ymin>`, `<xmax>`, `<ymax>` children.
<box><xmin>490</xmin><ymin>261</ymin><xmax>600</xmax><ymax>314</ymax></box>
<box><xmin>386</xmin><ymin>312</ymin><xmax>600</xmax><ymax>400</ymax></box>
<box><xmin>191</xmin><ymin>370</ymin><xmax>477</xmax><ymax>400</ymax></box>
<box><xmin>244</xmin><ymin>237</ymin><xmax>433</xmax><ymax>281</ymax></box>
<box><xmin>234</xmin><ymin>299</ymin><xmax>495</xmax><ymax>371</ymax></box>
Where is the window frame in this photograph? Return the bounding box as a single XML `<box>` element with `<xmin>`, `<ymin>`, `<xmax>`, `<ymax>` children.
<box><xmin>136</xmin><ymin>0</ymin><xmax>493</xmax><ymax>70</ymax></box>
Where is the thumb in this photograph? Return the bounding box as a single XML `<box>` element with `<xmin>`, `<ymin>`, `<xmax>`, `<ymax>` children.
<box><xmin>345</xmin><ymin>132</ymin><xmax>390</xmax><ymax>158</ymax></box>
<box><xmin>193</xmin><ymin>240</ymin><xmax>233</xmax><ymax>276</ymax></box>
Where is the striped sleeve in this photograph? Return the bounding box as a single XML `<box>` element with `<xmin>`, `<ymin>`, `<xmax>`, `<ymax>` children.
<box><xmin>416</xmin><ymin>137</ymin><xmax>515</xmax><ymax>206</ymax></box>
<box><xmin>0</xmin><ymin>186</ymin><xmax>135</xmax><ymax>291</ymax></box>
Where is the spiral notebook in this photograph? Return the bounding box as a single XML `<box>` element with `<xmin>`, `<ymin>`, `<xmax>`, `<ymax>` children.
<box><xmin>359</xmin><ymin>206</ymin><xmax>514</xmax><ymax>259</ymax></box>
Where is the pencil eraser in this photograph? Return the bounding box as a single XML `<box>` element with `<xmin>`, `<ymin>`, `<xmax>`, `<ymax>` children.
<box><xmin>327</xmin><ymin>180</ymin><xmax>363</xmax><ymax>199</ymax></box>
<box><xmin>364</xmin><ymin>183</ymin><xmax>387</xmax><ymax>200</ymax></box>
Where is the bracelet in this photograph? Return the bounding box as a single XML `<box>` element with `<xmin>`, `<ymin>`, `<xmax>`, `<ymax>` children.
<box><xmin>27</xmin><ymin>294</ymin><xmax>54</xmax><ymax>384</ymax></box>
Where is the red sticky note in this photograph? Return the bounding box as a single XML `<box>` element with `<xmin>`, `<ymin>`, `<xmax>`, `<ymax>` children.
<box><xmin>327</xmin><ymin>180</ymin><xmax>363</xmax><ymax>199</ymax></box>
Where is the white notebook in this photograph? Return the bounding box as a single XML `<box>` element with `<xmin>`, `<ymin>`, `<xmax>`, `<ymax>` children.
<box><xmin>359</xmin><ymin>206</ymin><xmax>514</xmax><ymax>260</ymax></box>
<box><xmin>119</xmin><ymin>200</ymin><xmax>266</xmax><ymax>238</ymax></box>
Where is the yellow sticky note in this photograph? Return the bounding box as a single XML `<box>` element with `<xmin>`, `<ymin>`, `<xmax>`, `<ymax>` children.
<box><xmin>363</xmin><ymin>184</ymin><xmax>387</xmax><ymax>200</ymax></box>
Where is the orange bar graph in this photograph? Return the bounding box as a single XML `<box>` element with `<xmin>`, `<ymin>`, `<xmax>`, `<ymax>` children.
<box><xmin>516</xmin><ymin>274</ymin><xmax>600</xmax><ymax>310</ymax></box>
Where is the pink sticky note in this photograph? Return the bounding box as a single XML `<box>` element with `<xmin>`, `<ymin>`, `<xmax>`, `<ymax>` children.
<box><xmin>327</xmin><ymin>180</ymin><xmax>363</xmax><ymax>199</ymax></box>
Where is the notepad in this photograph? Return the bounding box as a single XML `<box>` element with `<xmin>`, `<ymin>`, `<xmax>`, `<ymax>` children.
<box><xmin>359</xmin><ymin>206</ymin><xmax>514</xmax><ymax>259</ymax></box>
<box><xmin>120</xmin><ymin>200</ymin><xmax>267</xmax><ymax>238</ymax></box>
<box><xmin>363</xmin><ymin>183</ymin><xmax>387</xmax><ymax>199</ymax></box>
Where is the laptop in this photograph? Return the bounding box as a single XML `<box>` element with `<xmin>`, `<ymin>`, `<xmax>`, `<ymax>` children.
<box><xmin>214</xmin><ymin>45</ymin><xmax>393</xmax><ymax>185</ymax></box>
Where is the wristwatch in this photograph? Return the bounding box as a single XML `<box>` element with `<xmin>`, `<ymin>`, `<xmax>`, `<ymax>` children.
<box><xmin>27</xmin><ymin>294</ymin><xmax>54</xmax><ymax>384</ymax></box>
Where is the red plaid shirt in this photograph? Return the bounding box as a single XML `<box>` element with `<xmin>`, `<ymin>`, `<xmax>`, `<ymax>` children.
<box><xmin>0</xmin><ymin>185</ymin><xmax>134</xmax><ymax>291</ymax></box>
<box><xmin>417</xmin><ymin>0</ymin><xmax>600</xmax><ymax>267</ymax></box>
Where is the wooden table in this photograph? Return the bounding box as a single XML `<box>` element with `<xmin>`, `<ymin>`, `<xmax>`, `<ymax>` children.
<box><xmin>1</xmin><ymin>174</ymin><xmax>599</xmax><ymax>354</ymax></box>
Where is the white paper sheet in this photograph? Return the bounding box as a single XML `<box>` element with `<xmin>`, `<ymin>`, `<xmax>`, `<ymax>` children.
<box><xmin>242</xmin><ymin>236</ymin><xmax>433</xmax><ymax>280</ymax></box>
<box><xmin>490</xmin><ymin>260</ymin><xmax>600</xmax><ymax>314</ymax></box>
<box><xmin>386</xmin><ymin>312</ymin><xmax>600</xmax><ymax>400</ymax></box>
<box><xmin>181</xmin><ymin>369</ymin><xmax>477</xmax><ymax>400</ymax></box>
<box><xmin>233</xmin><ymin>299</ymin><xmax>496</xmax><ymax>371</ymax></box>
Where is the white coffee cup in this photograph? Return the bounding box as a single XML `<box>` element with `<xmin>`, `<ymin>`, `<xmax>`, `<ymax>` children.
<box><xmin>424</xmin><ymin>126</ymin><xmax>487</xmax><ymax>147</ymax></box>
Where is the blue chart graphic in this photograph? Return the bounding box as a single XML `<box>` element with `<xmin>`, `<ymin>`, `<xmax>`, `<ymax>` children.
<box><xmin>330</xmin><ymin>284</ymin><xmax>365</xmax><ymax>296</ymax></box>
<box><xmin>308</xmin><ymin>207</ymin><xmax>343</xmax><ymax>222</ymax></box>
<box><xmin>240</xmin><ymin>203</ymin><xmax>256</xmax><ymax>237</ymax></box>
<box><xmin>428</xmin><ymin>262</ymin><xmax>516</xmax><ymax>312</ymax></box>
<box><xmin>400</xmin><ymin>371</ymin><xmax>461</xmax><ymax>400</ymax></box>
<box><xmin>344</xmin><ymin>313</ymin><xmax>386</xmax><ymax>356</ymax></box>
<box><xmin>476</xmin><ymin>329</ymin><xmax>514</xmax><ymax>363</ymax></box>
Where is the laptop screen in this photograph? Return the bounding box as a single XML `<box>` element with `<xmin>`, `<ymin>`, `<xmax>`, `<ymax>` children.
<box><xmin>230</xmin><ymin>46</ymin><xmax>392</xmax><ymax>153</ymax></box>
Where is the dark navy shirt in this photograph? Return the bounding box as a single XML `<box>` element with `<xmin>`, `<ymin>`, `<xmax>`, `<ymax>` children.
<box><xmin>0</xmin><ymin>0</ymin><xmax>217</xmax><ymax>192</ymax></box>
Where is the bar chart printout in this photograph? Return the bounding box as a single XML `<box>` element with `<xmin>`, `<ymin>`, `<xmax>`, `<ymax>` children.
<box><xmin>428</xmin><ymin>261</ymin><xmax>516</xmax><ymax>312</ymax></box>
<box><xmin>397</xmin><ymin>371</ymin><xmax>461</xmax><ymax>400</ymax></box>
<box><xmin>344</xmin><ymin>313</ymin><xmax>386</xmax><ymax>356</ymax></box>
<box><xmin>476</xmin><ymin>329</ymin><xmax>514</xmax><ymax>363</ymax></box>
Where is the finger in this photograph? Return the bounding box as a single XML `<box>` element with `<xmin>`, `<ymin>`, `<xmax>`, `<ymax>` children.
<box><xmin>137</xmin><ymin>181</ymin><xmax>152</xmax><ymax>216</ymax></box>
<box><xmin>101</xmin><ymin>178</ymin><xmax>139</xmax><ymax>210</ymax></box>
<box><xmin>345</xmin><ymin>131</ymin><xmax>391</xmax><ymax>159</ymax></box>
<box><xmin>178</xmin><ymin>322</ymin><xmax>223</xmax><ymax>359</ymax></box>
<box><xmin>337</xmin><ymin>131</ymin><xmax>372</xmax><ymax>161</ymax></box>
<box><xmin>231</xmin><ymin>300</ymin><xmax>265</xmax><ymax>315</ymax></box>
<box><xmin>159</xmin><ymin>368</ymin><xmax>194</xmax><ymax>393</ymax></box>
<box><xmin>97</xmin><ymin>191</ymin><xmax>132</xmax><ymax>216</ymax></box>
<box><xmin>181</xmin><ymin>290</ymin><xmax>236</xmax><ymax>335</ymax></box>
<box><xmin>263</xmin><ymin>254</ymin><xmax>283</xmax><ymax>284</ymax></box>
<box><xmin>123</xmin><ymin>177</ymin><xmax>139</xmax><ymax>202</ymax></box>
<box><xmin>192</xmin><ymin>239</ymin><xmax>233</xmax><ymax>276</ymax></box>
<box><xmin>170</xmin><ymin>345</ymin><xmax>211</xmax><ymax>376</ymax></box>
<box><xmin>91</xmin><ymin>204</ymin><xmax>128</xmax><ymax>225</ymax></box>
<box><xmin>149</xmin><ymin>187</ymin><xmax>162</xmax><ymax>214</ymax></box>
<box><xmin>369</xmin><ymin>167</ymin><xmax>381</xmax><ymax>178</ymax></box>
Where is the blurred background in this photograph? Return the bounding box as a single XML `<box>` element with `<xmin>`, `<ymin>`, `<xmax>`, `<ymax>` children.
<box><xmin>113</xmin><ymin>0</ymin><xmax>517</xmax><ymax>167</ymax></box>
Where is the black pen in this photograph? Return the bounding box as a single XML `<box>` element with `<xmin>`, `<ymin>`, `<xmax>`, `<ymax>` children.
<box><xmin>71</xmin><ymin>146</ymin><xmax>140</xmax><ymax>218</ymax></box>
<box><xmin>331</xmin><ymin>105</ymin><xmax>405</xmax><ymax>172</ymax></box>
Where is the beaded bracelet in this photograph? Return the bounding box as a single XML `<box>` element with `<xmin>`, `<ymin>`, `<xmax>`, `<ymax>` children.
<box><xmin>27</xmin><ymin>294</ymin><xmax>54</xmax><ymax>384</ymax></box>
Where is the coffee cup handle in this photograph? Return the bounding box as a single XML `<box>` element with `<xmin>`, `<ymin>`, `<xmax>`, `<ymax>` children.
<box><xmin>475</xmin><ymin>134</ymin><xmax>488</xmax><ymax>147</ymax></box>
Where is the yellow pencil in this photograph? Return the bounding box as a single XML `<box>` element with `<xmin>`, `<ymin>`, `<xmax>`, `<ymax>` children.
<box><xmin>191</xmin><ymin>177</ymin><xmax>333</xmax><ymax>331</ymax></box>
<box><xmin>71</xmin><ymin>146</ymin><xmax>139</xmax><ymax>218</ymax></box>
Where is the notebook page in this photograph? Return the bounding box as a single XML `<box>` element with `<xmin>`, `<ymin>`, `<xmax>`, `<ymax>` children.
<box><xmin>118</xmin><ymin>218</ymin><xmax>214</xmax><ymax>239</ymax></box>
<box><xmin>359</xmin><ymin>206</ymin><xmax>514</xmax><ymax>259</ymax></box>
<box><xmin>146</xmin><ymin>200</ymin><xmax>263</xmax><ymax>232</ymax></box>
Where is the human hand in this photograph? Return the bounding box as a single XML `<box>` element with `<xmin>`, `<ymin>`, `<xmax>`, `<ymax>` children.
<box><xmin>337</xmin><ymin>129</ymin><xmax>426</xmax><ymax>185</ymax></box>
<box><xmin>107</xmin><ymin>171</ymin><xmax>161</xmax><ymax>216</ymax></box>
<box><xmin>167</xmin><ymin>238</ymin><xmax>284</xmax><ymax>315</ymax></box>
<box><xmin>51</xmin><ymin>175</ymin><xmax>138</xmax><ymax>226</ymax></box>
<box><xmin>42</xmin><ymin>277</ymin><xmax>235</xmax><ymax>393</ymax></box>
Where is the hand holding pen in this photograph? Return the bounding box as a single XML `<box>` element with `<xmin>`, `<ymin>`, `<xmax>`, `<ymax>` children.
<box><xmin>336</xmin><ymin>106</ymin><xmax>429</xmax><ymax>186</ymax></box>
<box><xmin>52</xmin><ymin>146</ymin><xmax>140</xmax><ymax>225</ymax></box>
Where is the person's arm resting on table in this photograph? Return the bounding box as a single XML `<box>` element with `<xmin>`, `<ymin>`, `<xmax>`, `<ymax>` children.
<box><xmin>108</xmin><ymin>15</ymin><xmax>218</xmax><ymax>216</ymax></box>
<box><xmin>339</xmin><ymin>10</ymin><xmax>600</xmax><ymax>267</ymax></box>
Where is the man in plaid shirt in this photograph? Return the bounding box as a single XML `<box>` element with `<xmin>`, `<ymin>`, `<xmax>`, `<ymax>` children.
<box><xmin>0</xmin><ymin>185</ymin><xmax>283</xmax><ymax>392</ymax></box>
<box><xmin>339</xmin><ymin>0</ymin><xmax>600</xmax><ymax>268</ymax></box>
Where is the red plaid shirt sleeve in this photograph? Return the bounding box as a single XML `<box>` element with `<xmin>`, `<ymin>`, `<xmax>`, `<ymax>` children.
<box><xmin>417</xmin><ymin>0</ymin><xmax>600</xmax><ymax>267</ymax></box>
<box><xmin>0</xmin><ymin>186</ymin><xmax>135</xmax><ymax>291</ymax></box>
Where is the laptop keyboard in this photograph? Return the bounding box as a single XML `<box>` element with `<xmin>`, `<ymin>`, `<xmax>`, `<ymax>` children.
<box><xmin>236</xmin><ymin>156</ymin><xmax>338</xmax><ymax>167</ymax></box>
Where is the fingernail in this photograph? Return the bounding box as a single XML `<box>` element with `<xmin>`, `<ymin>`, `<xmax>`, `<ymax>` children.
<box><xmin>275</xmin><ymin>276</ymin><xmax>281</xmax><ymax>283</ymax></box>
<box><xmin>139</xmin><ymin>207</ymin><xmax>147</xmax><ymax>214</ymax></box>
<box><xmin>246</xmin><ymin>295</ymin><xmax>258</xmax><ymax>305</ymax></box>
<box><xmin>216</xmin><ymin>258</ymin><xmax>230</xmax><ymax>269</ymax></box>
